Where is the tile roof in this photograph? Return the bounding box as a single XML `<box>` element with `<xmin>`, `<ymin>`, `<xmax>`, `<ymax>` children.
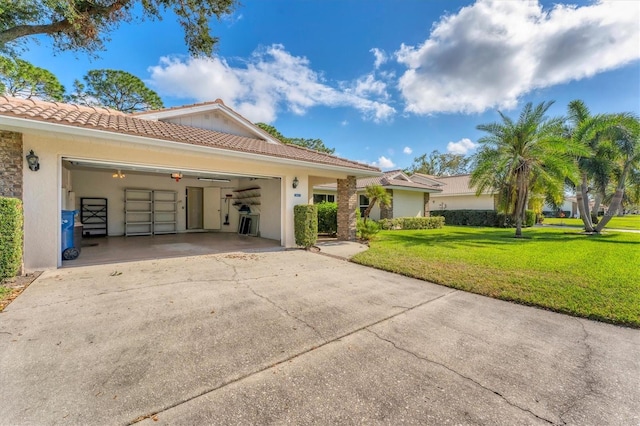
<box><xmin>427</xmin><ymin>174</ymin><xmax>493</xmax><ymax>196</ymax></box>
<box><xmin>315</xmin><ymin>170</ymin><xmax>441</xmax><ymax>192</ymax></box>
<box><xmin>0</xmin><ymin>96</ymin><xmax>378</xmax><ymax>173</ymax></box>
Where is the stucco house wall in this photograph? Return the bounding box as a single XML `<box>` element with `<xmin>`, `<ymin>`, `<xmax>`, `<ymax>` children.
<box><xmin>393</xmin><ymin>190</ymin><xmax>425</xmax><ymax>217</ymax></box>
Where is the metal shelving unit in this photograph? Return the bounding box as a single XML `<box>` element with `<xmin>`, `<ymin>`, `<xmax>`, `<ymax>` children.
<box><xmin>80</xmin><ymin>197</ymin><xmax>108</xmax><ymax>237</ymax></box>
<box><xmin>153</xmin><ymin>190</ymin><xmax>178</xmax><ymax>235</ymax></box>
<box><xmin>125</xmin><ymin>189</ymin><xmax>153</xmax><ymax>236</ymax></box>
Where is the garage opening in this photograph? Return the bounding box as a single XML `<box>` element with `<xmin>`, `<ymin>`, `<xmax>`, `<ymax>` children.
<box><xmin>61</xmin><ymin>158</ymin><xmax>283</xmax><ymax>267</ymax></box>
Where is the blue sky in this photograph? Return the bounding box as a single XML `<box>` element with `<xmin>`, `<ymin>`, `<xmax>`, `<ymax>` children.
<box><xmin>20</xmin><ymin>0</ymin><xmax>640</xmax><ymax>170</ymax></box>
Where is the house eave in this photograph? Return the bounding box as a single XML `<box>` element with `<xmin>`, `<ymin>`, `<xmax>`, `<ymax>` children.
<box><xmin>0</xmin><ymin>115</ymin><xmax>381</xmax><ymax>177</ymax></box>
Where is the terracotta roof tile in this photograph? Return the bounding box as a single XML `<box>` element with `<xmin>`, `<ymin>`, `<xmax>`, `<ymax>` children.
<box><xmin>0</xmin><ymin>96</ymin><xmax>378</xmax><ymax>173</ymax></box>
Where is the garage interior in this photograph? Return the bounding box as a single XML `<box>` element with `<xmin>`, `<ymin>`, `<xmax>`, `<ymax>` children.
<box><xmin>61</xmin><ymin>158</ymin><xmax>283</xmax><ymax>267</ymax></box>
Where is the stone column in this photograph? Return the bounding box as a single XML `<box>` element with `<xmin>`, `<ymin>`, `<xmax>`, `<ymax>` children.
<box><xmin>0</xmin><ymin>131</ymin><xmax>23</xmax><ymax>199</ymax></box>
<box><xmin>424</xmin><ymin>193</ymin><xmax>430</xmax><ymax>217</ymax></box>
<box><xmin>337</xmin><ymin>176</ymin><xmax>357</xmax><ymax>240</ymax></box>
<box><xmin>380</xmin><ymin>189</ymin><xmax>393</xmax><ymax>219</ymax></box>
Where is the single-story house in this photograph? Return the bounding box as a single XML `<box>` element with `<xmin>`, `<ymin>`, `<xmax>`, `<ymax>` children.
<box><xmin>313</xmin><ymin>170</ymin><xmax>442</xmax><ymax>220</ymax></box>
<box><xmin>0</xmin><ymin>96</ymin><xmax>381</xmax><ymax>270</ymax></box>
<box><xmin>412</xmin><ymin>173</ymin><xmax>584</xmax><ymax>217</ymax></box>
<box><xmin>411</xmin><ymin>173</ymin><xmax>497</xmax><ymax>211</ymax></box>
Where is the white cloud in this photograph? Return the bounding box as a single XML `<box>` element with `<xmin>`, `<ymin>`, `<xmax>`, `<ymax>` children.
<box><xmin>403</xmin><ymin>146</ymin><xmax>413</xmax><ymax>155</ymax></box>
<box><xmin>372</xmin><ymin>156</ymin><xmax>396</xmax><ymax>169</ymax></box>
<box><xmin>340</xmin><ymin>120</ymin><xmax>349</xmax><ymax>126</ymax></box>
<box><xmin>396</xmin><ymin>0</ymin><xmax>640</xmax><ymax>115</ymax></box>
<box><xmin>149</xmin><ymin>44</ymin><xmax>396</xmax><ymax>123</ymax></box>
<box><xmin>353</xmin><ymin>74</ymin><xmax>389</xmax><ymax>100</ymax></box>
<box><xmin>370</xmin><ymin>48</ymin><xmax>389</xmax><ymax>69</ymax></box>
<box><xmin>447</xmin><ymin>138</ymin><xmax>477</xmax><ymax>155</ymax></box>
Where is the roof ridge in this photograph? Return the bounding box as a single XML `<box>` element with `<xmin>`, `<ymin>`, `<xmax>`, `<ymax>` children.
<box><xmin>0</xmin><ymin>95</ymin><xmax>125</xmax><ymax>116</ymax></box>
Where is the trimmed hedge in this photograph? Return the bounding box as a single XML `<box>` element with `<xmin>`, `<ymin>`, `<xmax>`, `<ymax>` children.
<box><xmin>432</xmin><ymin>209</ymin><xmax>536</xmax><ymax>228</ymax></box>
<box><xmin>294</xmin><ymin>204</ymin><xmax>318</xmax><ymax>248</ymax></box>
<box><xmin>379</xmin><ymin>216</ymin><xmax>445</xmax><ymax>230</ymax></box>
<box><xmin>432</xmin><ymin>210</ymin><xmax>499</xmax><ymax>227</ymax></box>
<box><xmin>317</xmin><ymin>201</ymin><xmax>337</xmax><ymax>235</ymax></box>
<box><xmin>0</xmin><ymin>197</ymin><xmax>23</xmax><ymax>280</ymax></box>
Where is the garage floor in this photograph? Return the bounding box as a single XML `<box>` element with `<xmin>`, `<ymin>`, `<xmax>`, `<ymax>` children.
<box><xmin>62</xmin><ymin>232</ymin><xmax>282</xmax><ymax>267</ymax></box>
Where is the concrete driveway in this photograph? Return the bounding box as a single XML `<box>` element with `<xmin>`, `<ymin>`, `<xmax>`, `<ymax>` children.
<box><xmin>1</xmin><ymin>251</ymin><xmax>638</xmax><ymax>425</ymax></box>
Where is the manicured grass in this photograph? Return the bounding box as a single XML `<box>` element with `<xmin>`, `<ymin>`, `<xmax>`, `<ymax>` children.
<box><xmin>352</xmin><ymin>226</ymin><xmax>640</xmax><ymax>327</ymax></box>
<box><xmin>544</xmin><ymin>215</ymin><xmax>640</xmax><ymax>230</ymax></box>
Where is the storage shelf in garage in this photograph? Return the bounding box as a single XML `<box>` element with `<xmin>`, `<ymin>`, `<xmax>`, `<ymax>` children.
<box><xmin>153</xmin><ymin>190</ymin><xmax>178</xmax><ymax>235</ymax></box>
<box><xmin>80</xmin><ymin>197</ymin><xmax>108</xmax><ymax>237</ymax></box>
<box><xmin>232</xmin><ymin>186</ymin><xmax>261</xmax><ymax>215</ymax></box>
<box><xmin>125</xmin><ymin>189</ymin><xmax>153</xmax><ymax>236</ymax></box>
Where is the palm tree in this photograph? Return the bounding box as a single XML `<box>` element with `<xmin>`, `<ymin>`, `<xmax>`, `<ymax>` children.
<box><xmin>565</xmin><ymin>100</ymin><xmax>622</xmax><ymax>232</ymax></box>
<box><xmin>471</xmin><ymin>101</ymin><xmax>579</xmax><ymax>237</ymax></box>
<box><xmin>362</xmin><ymin>184</ymin><xmax>391</xmax><ymax>224</ymax></box>
<box><xmin>595</xmin><ymin>114</ymin><xmax>640</xmax><ymax>232</ymax></box>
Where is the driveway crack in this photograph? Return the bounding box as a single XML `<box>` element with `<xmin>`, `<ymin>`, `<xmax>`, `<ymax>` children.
<box><xmin>557</xmin><ymin>318</ymin><xmax>597</xmax><ymax>424</ymax></box>
<box><xmin>365</xmin><ymin>328</ymin><xmax>557</xmax><ymax>425</ymax></box>
<box><xmin>127</xmin><ymin>289</ymin><xmax>459</xmax><ymax>424</ymax></box>
<box><xmin>218</xmin><ymin>258</ymin><xmax>324</xmax><ymax>339</ymax></box>
<box><xmin>244</xmin><ymin>281</ymin><xmax>325</xmax><ymax>340</ymax></box>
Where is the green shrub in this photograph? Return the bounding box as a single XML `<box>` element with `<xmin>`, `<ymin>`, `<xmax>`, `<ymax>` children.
<box><xmin>0</xmin><ymin>197</ymin><xmax>23</xmax><ymax>280</ymax></box>
<box><xmin>317</xmin><ymin>201</ymin><xmax>337</xmax><ymax>235</ymax></box>
<box><xmin>294</xmin><ymin>204</ymin><xmax>318</xmax><ymax>248</ymax></box>
<box><xmin>379</xmin><ymin>217</ymin><xmax>445</xmax><ymax>230</ymax></box>
<box><xmin>431</xmin><ymin>209</ymin><xmax>537</xmax><ymax>228</ymax></box>
<box><xmin>357</xmin><ymin>218</ymin><xmax>380</xmax><ymax>240</ymax></box>
<box><xmin>432</xmin><ymin>210</ymin><xmax>499</xmax><ymax>227</ymax></box>
<box><xmin>525</xmin><ymin>210</ymin><xmax>536</xmax><ymax>227</ymax></box>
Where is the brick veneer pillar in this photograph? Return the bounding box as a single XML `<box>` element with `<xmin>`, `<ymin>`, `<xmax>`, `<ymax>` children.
<box><xmin>337</xmin><ymin>176</ymin><xmax>357</xmax><ymax>241</ymax></box>
<box><xmin>424</xmin><ymin>193</ymin><xmax>430</xmax><ymax>217</ymax></box>
<box><xmin>380</xmin><ymin>189</ymin><xmax>393</xmax><ymax>219</ymax></box>
<box><xmin>0</xmin><ymin>131</ymin><xmax>23</xmax><ymax>199</ymax></box>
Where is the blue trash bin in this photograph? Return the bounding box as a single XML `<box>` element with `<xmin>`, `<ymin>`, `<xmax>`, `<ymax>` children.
<box><xmin>61</xmin><ymin>210</ymin><xmax>80</xmax><ymax>260</ymax></box>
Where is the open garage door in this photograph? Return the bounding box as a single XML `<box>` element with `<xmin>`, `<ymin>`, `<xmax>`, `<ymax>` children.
<box><xmin>60</xmin><ymin>157</ymin><xmax>283</xmax><ymax>267</ymax></box>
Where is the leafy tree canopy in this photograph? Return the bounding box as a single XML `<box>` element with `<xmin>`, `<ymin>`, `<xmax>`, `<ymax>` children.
<box><xmin>0</xmin><ymin>56</ymin><xmax>64</xmax><ymax>101</ymax></box>
<box><xmin>404</xmin><ymin>150</ymin><xmax>471</xmax><ymax>176</ymax></box>
<box><xmin>68</xmin><ymin>69</ymin><xmax>163</xmax><ymax>112</ymax></box>
<box><xmin>0</xmin><ymin>0</ymin><xmax>238</xmax><ymax>57</ymax></box>
<box><xmin>256</xmin><ymin>122</ymin><xmax>335</xmax><ymax>155</ymax></box>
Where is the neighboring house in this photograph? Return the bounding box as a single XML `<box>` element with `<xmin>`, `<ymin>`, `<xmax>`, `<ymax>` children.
<box><xmin>0</xmin><ymin>97</ymin><xmax>380</xmax><ymax>270</ymax></box>
<box><xmin>411</xmin><ymin>173</ymin><xmax>496</xmax><ymax>211</ymax></box>
<box><xmin>313</xmin><ymin>170</ymin><xmax>442</xmax><ymax>220</ymax></box>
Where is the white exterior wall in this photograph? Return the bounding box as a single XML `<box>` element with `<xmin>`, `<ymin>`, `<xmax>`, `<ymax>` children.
<box><xmin>393</xmin><ymin>190</ymin><xmax>424</xmax><ymax>217</ymax></box>
<box><xmin>163</xmin><ymin>113</ymin><xmax>257</xmax><ymax>138</ymax></box>
<box><xmin>20</xmin><ymin>130</ymin><xmax>352</xmax><ymax>270</ymax></box>
<box><xmin>430</xmin><ymin>194</ymin><xmax>495</xmax><ymax>210</ymax></box>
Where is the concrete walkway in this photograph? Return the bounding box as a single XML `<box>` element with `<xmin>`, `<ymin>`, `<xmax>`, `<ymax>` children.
<box><xmin>1</xmin><ymin>251</ymin><xmax>638</xmax><ymax>425</ymax></box>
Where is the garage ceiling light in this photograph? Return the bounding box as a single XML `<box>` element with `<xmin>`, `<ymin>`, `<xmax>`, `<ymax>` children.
<box><xmin>198</xmin><ymin>177</ymin><xmax>231</xmax><ymax>182</ymax></box>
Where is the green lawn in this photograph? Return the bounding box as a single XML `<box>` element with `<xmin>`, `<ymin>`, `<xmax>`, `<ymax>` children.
<box><xmin>544</xmin><ymin>215</ymin><xmax>640</xmax><ymax>230</ymax></box>
<box><xmin>352</xmin><ymin>226</ymin><xmax>640</xmax><ymax>327</ymax></box>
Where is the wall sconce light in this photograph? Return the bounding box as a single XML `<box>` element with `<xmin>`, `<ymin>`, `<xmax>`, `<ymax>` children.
<box><xmin>112</xmin><ymin>169</ymin><xmax>126</xmax><ymax>179</ymax></box>
<box><xmin>171</xmin><ymin>172</ymin><xmax>183</xmax><ymax>182</ymax></box>
<box><xmin>26</xmin><ymin>150</ymin><xmax>40</xmax><ymax>171</ymax></box>
<box><xmin>292</xmin><ymin>176</ymin><xmax>299</xmax><ymax>189</ymax></box>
